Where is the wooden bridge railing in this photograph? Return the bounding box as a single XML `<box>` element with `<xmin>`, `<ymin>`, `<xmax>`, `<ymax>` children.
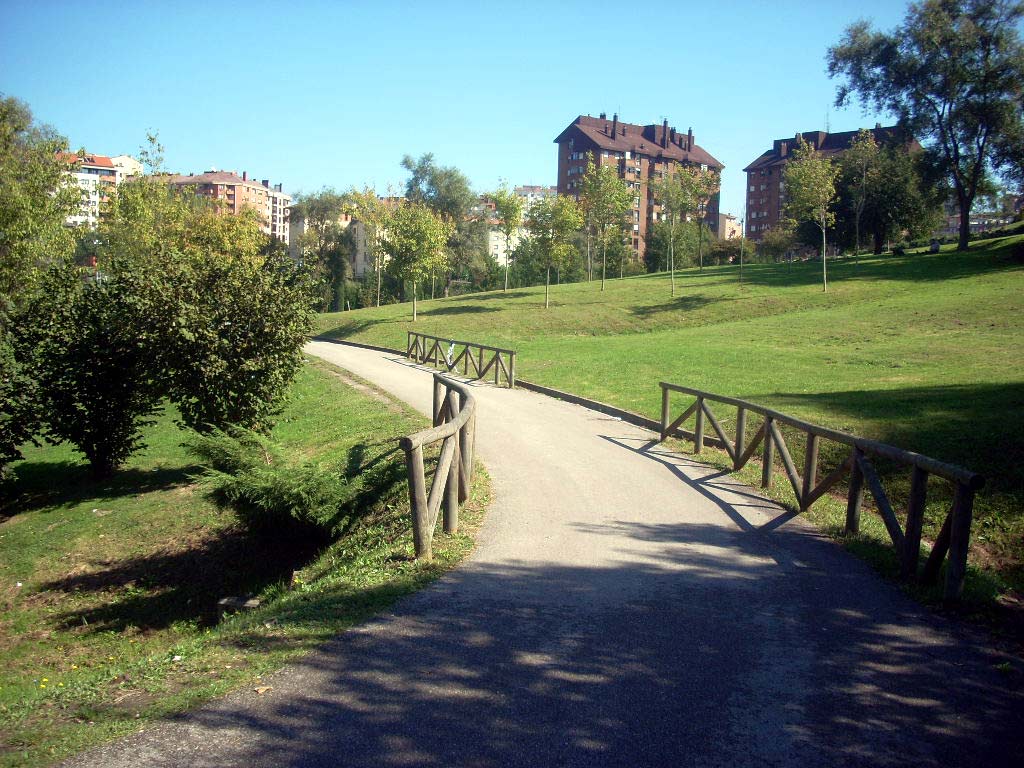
<box><xmin>659</xmin><ymin>382</ymin><xmax>985</xmax><ymax>602</ymax></box>
<box><xmin>398</xmin><ymin>373</ymin><xmax>477</xmax><ymax>561</ymax></box>
<box><xmin>407</xmin><ymin>331</ymin><xmax>516</xmax><ymax>388</ymax></box>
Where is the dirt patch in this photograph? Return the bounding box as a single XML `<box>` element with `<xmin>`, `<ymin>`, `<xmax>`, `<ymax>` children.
<box><xmin>319</xmin><ymin>366</ymin><xmax>402</xmax><ymax>411</ymax></box>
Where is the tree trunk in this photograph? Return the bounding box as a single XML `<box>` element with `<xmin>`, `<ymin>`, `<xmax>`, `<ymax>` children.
<box><xmin>412</xmin><ymin>280</ymin><xmax>418</xmax><ymax>321</ymax></box>
<box><xmin>957</xmin><ymin>192</ymin><xmax>972</xmax><ymax>251</ymax></box>
<box><xmin>854</xmin><ymin>214</ymin><xmax>860</xmax><ymax>267</ymax></box>
<box><xmin>873</xmin><ymin>229</ymin><xmax>884</xmax><ymax>255</ymax></box>
<box><xmin>669</xmin><ymin>220</ymin><xmax>676</xmax><ymax>297</ymax></box>
<box><xmin>821</xmin><ymin>219</ymin><xmax>828</xmax><ymax>293</ymax></box>
<box><xmin>586</xmin><ymin>231</ymin><xmax>592</xmax><ymax>281</ymax></box>
<box><xmin>697</xmin><ymin>220</ymin><xmax>705</xmax><ymax>271</ymax></box>
<box><xmin>375</xmin><ymin>252</ymin><xmax>381</xmax><ymax>307</ymax></box>
<box><xmin>504</xmin><ymin>234</ymin><xmax>511</xmax><ymax>291</ymax></box>
<box><xmin>545</xmin><ymin>265</ymin><xmax>550</xmax><ymax>309</ymax></box>
<box><xmin>601</xmin><ymin>236</ymin><xmax>607</xmax><ymax>291</ymax></box>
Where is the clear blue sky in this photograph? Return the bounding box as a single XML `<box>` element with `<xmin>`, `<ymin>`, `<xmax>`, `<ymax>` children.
<box><xmin>1</xmin><ymin>0</ymin><xmax>910</xmax><ymax>218</ymax></box>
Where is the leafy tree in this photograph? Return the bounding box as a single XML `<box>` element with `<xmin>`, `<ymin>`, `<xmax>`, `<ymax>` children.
<box><xmin>100</xmin><ymin>174</ymin><xmax>319</xmax><ymax>433</ymax></box>
<box><xmin>838</xmin><ymin>129</ymin><xmax>881</xmax><ymax>262</ymax></box>
<box><xmin>382</xmin><ymin>202</ymin><xmax>452</xmax><ymax>321</ymax></box>
<box><xmin>580</xmin><ymin>159</ymin><xmax>632</xmax><ymax>291</ymax></box>
<box><xmin>645</xmin><ymin>220</ymin><xmax>701</xmax><ymax>273</ymax></box>
<box><xmin>784</xmin><ymin>137</ymin><xmax>839</xmax><ymax>290</ymax></box>
<box><xmin>827</xmin><ymin>0</ymin><xmax>1024</xmax><ymax>251</ymax></box>
<box><xmin>344</xmin><ymin>186</ymin><xmax>389</xmax><ymax>306</ymax></box>
<box><xmin>682</xmin><ymin>166</ymin><xmax>721</xmax><ymax>272</ymax></box>
<box><xmin>0</xmin><ymin>95</ymin><xmax>78</xmax><ymax>316</ymax></box>
<box><xmin>490</xmin><ymin>185</ymin><xmax>524</xmax><ymax>292</ymax></box>
<box><xmin>401</xmin><ymin>153</ymin><xmax>485</xmax><ymax>296</ymax></box>
<box><xmin>290</xmin><ymin>188</ymin><xmax>352</xmax><ymax>311</ymax></box>
<box><xmin>0</xmin><ymin>96</ymin><xmax>79</xmax><ymax>477</ymax></box>
<box><xmin>15</xmin><ymin>265</ymin><xmax>165</xmax><ymax>478</ymax></box>
<box><xmin>757</xmin><ymin>225</ymin><xmax>798</xmax><ymax>264</ymax></box>
<box><xmin>526</xmin><ymin>195</ymin><xmax>584</xmax><ymax>308</ymax></box>
<box><xmin>649</xmin><ymin>170</ymin><xmax>697</xmax><ymax>294</ymax></box>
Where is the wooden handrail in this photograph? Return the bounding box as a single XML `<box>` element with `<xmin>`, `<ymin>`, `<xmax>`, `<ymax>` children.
<box><xmin>398</xmin><ymin>373</ymin><xmax>477</xmax><ymax>560</ymax></box>
<box><xmin>659</xmin><ymin>381</ymin><xmax>984</xmax><ymax>602</ymax></box>
<box><xmin>407</xmin><ymin>331</ymin><xmax>516</xmax><ymax>388</ymax></box>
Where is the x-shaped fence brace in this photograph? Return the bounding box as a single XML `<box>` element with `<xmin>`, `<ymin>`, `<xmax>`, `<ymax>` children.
<box><xmin>407</xmin><ymin>331</ymin><xmax>516</xmax><ymax>388</ymax></box>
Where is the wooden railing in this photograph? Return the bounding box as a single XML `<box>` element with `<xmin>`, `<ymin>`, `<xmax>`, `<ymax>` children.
<box><xmin>659</xmin><ymin>382</ymin><xmax>985</xmax><ymax>602</ymax></box>
<box><xmin>398</xmin><ymin>373</ymin><xmax>477</xmax><ymax>560</ymax></box>
<box><xmin>407</xmin><ymin>331</ymin><xmax>516</xmax><ymax>388</ymax></box>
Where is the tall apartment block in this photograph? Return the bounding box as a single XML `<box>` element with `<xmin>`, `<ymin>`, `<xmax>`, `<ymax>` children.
<box><xmin>743</xmin><ymin>124</ymin><xmax>909</xmax><ymax>240</ymax></box>
<box><xmin>167</xmin><ymin>170</ymin><xmax>291</xmax><ymax>242</ymax></box>
<box><xmin>59</xmin><ymin>153</ymin><xmax>142</xmax><ymax>227</ymax></box>
<box><xmin>554</xmin><ymin>114</ymin><xmax>723</xmax><ymax>261</ymax></box>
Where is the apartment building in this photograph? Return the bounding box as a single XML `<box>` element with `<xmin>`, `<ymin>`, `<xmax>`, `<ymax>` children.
<box><xmin>554</xmin><ymin>114</ymin><xmax>724</xmax><ymax>261</ymax></box>
<box><xmin>59</xmin><ymin>153</ymin><xmax>119</xmax><ymax>227</ymax></box>
<box><xmin>167</xmin><ymin>170</ymin><xmax>291</xmax><ymax>242</ymax></box>
<box><xmin>743</xmin><ymin>124</ymin><xmax>909</xmax><ymax>240</ymax></box>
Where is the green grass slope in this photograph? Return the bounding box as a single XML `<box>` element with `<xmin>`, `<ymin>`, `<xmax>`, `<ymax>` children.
<box><xmin>0</xmin><ymin>358</ymin><xmax>487</xmax><ymax>767</ymax></box>
<box><xmin>318</xmin><ymin>236</ymin><xmax>1024</xmax><ymax>593</ymax></box>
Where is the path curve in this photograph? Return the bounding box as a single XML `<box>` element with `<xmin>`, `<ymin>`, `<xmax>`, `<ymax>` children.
<box><xmin>70</xmin><ymin>342</ymin><xmax>1023</xmax><ymax>767</ymax></box>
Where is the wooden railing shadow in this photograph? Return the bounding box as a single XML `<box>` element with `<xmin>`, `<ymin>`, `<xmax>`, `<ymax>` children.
<box><xmin>398</xmin><ymin>373</ymin><xmax>477</xmax><ymax>560</ymax></box>
<box><xmin>660</xmin><ymin>382</ymin><xmax>985</xmax><ymax>602</ymax></box>
<box><xmin>407</xmin><ymin>331</ymin><xmax>515</xmax><ymax>388</ymax></box>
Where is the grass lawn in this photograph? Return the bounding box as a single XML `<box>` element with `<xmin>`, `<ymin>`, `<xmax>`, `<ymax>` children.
<box><xmin>317</xmin><ymin>234</ymin><xmax>1024</xmax><ymax>597</ymax></box>
<box><xmin>0</xmin><ymin>357</ymin><xmax>487</xmax><ymax>767</ymax></box>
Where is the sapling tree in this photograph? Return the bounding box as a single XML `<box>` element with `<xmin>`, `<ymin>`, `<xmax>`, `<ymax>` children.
<box><xmin>783</xmin><ymin>137</ymin><xmax>839</xmax><ymax>291</ymax></box>
<box><xmin>382</xmin><ymin>202</ymin><xmax>452</xmax><ymax>321</ymax></box>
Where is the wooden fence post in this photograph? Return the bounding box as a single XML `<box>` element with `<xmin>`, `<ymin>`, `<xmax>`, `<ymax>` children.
<box><xmin>694</xmin><ymin>397</ymin><xmax>705</xmax><ymax>454</ymax></box>
<box><xmin>660</xmin><ymin>386</ymin><xmax>670</xmax><ymax>440</ymax></box>
<box><xmin>845</xmin><ymin>448</ymin><xmax>865</xmax><ymax>534</ymax></box>
<box><xmin>509</xmin><ymin>351</ymin><xmax>516</xmax><ymax>388</ymax></box>
<box><xmin>944</xmin><ymin>483</ymin><xmax>976</xmax><ymax>602</ymax></box>
<box><xmin>405</xmin><ymin>445</ymin><xmax>430</xmax><ymax>560</ymax></box>
<box><xmin>443</xmin><ymin>392</ymin><xmax>460</xmax><ymax>534</ymax></box>
<box><xmin>901</xmin><ymin>467</ymin><xmax>929</xmax><ymax>580</ymax></box>
<box><xmin>734</xmin><ymin>407</ymin><xmax>747</xmax><ymax>471</ymax></box>
<box><xmin>800</xmin><ymin>433</ymin><xmax>819</xmax><ymax>511</ymax></box>
<box><xmin>761</xmin><ymin>418</ymin><xmax>774</xmax><ymax>488</ymax></box>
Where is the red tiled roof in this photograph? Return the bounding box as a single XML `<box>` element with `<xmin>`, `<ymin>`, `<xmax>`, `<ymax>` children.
<box><xmin>554</xmin><ymin>115</ymin><xmax>724</xmax><ymax>170</ymax></box>
<box><xmin>57</xmin><ymin>152</ymin><xmax>115</xmax><ymax>168</ymax></box>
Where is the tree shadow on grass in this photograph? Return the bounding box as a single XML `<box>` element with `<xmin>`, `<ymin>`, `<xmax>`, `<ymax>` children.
<box><xmin>38</xmin><ymin>523</ymin><xmax>326</xmax><ymax>633</ymax></box>
<box><xmin>419</xmin><ymin>305</ymin><xmax>501</xmax><ymax>318</ymax></box>
<box><xmin>628</xmin><ymin>294</ymin><xmax>722</xmax><ymax>319</ymax></box>
<box><xmin>2</xmin><ymin>462</ymin><xmax>203</xmax><ymax>519</ymax></box>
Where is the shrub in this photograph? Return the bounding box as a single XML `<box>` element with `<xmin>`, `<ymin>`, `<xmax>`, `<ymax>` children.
<box><xmin>15</xmin><ymin>266</ymin><xmax>163</xmax><ymax>478</ymax></box>
<box><xmin>186</xmin><ymin>428</ymin><xmax>356</xmax><ymax>538</ymax></box>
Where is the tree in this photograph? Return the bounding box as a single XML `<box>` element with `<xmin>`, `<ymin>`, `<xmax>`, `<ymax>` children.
<box><xmin>15</xmin><ymin>265</ymin><xmax>165</xmax><ymax>479</ymax></box>
<box><xmin>100</xmin><ymin>172</ymin><xmax>319</xmax><ymax>434</ymax></box>
<box><xmin>490</xmin><ymin>185</ymin><xmax>524</xmax><ymax>292</ymax></box>
<box><xmin>290</xmin><ymin>188</ymin><xmax>352</xmax><ymax>311</ymax></box>
<box><xmin>0</xmin><ymin>95</ymin><xmax>78</xmax><ymax>316</ymax></box>
<box><xmin>838</xmin><ymin>129</ymin><xmax>881</xmax><ymax>263</ymax></box>
<box><xmin>527</xmin><ymin>195</ymin><xmax>584</xmax><ymax>308</ymax></box>
<box><xmin>580</xmin><ymin>159</ymin><xmax>632</xmax><ymax>291</ymax></box>
<box><xmin>382</xmin><ymin>202</ymin><xmax>452</xmax><ymax>321</ymax></box>
<box><xmin>0</xmin><ymin>96</ymin><xmax>79</xmax><ymax>477</ymax></box>
<box><xmin>783</xmin><ymin>137</ymin><xmax>839</xmax><ymax>291</ymax></box>
<box><xmin>758</xmin><ymin>225</ymin><xmax>798</xmax><ymax>264</ymax></box>
<box><xmin>344</xmin><ymin>186</ymin><xmax>389</xmax><ymax>307</ymax></box>
<box><xmin>827</xmin><ymin>0</ymin><xmax>1024</xmax><ymax>251</ymax></box>
<box><xmin>401</xmin><ymin>153</ymin><xmax>483</xmax><ymax>296</ymax></box>
<box><xmin>649</xmin><ymin>170</ymin><xmax>697</xmax><ymax>295</ymax></box>
<box><xmin>684</xmin><ymin>166</ymin><xmax>721</xmax><ymax>272</ymax></box>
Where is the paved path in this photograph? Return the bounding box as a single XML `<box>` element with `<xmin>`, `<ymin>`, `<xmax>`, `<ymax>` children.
<box><xmin>72</xmin><ymin>342</ymin><xmax>1023</xmax><ymax>767</ymax></box>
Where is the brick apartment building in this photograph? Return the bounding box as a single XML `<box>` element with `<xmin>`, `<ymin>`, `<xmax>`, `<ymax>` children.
<box><xmin>743</xmin><ymin>124</ymin><xmax>909</xmax><ymax>240</ymax></box>
<box><xmin>554</xmin><ymin>114</ymin><xmax>723</xmax><ymax>261</ymax></box>
<box><xmin>167</xmin><ymin>170</ymin><xmax>291</xmax><ymax>242</ymax></box>
<box><xmin>59</xmin><ymin>152</ymin><xmax>143</xmax><ymax>227</ymax></box>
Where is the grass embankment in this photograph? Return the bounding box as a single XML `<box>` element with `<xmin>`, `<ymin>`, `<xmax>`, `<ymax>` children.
<box><xmin>0</xmin><ymin>357</ymin><xmax>487</xmax><ymax>767</ymax></box>
<box><xmin>318</xmin><ymin>235</ymin><xmax>1024</xmax><ymax>598</ymax></box>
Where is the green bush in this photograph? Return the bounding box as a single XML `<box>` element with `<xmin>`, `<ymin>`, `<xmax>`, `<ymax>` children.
<box><xmin>15</xmin><ymin>266</ymin><xmax>164</xmax><ymax>478</ymax></box>
<box><xmin>186</xmin><ymin>428</ymin><xmax>356</xmax><ymax>537</ymax></box>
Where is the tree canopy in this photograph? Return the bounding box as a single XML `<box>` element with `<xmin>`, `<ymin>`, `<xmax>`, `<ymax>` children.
<box><xmin>827</xmin><ymin>0</ymin><xmax>1024</xmax><ymax>250</ymax></box>
<box><xmin>783</xmin><ymin>137</ymin><xmax>839</xmax><ymax>291</ymax></box>
<box><xmin>381</xmin><ymin>201</ymin><xmax>452</xmax><ymax>321</ymax></box>
<box><xmin>580</xmin><ymin>159</ymin><xmax>632</xmax><ymax>290</ymax></box>
<box><xmin>526</xmin><ymin>195</ymin><xmax>583</xmax><ymax>308</ymax></box>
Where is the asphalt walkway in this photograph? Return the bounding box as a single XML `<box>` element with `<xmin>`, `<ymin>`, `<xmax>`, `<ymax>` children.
<box><xmin>69</xmin><ymin>341</ymin><xmax>1023</xmax><ymax>767</ymax></box>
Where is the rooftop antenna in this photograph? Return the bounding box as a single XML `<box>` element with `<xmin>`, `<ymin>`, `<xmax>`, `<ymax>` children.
<box><xmin>825</xmin><ymin>107</ymin><xmax>831</xmax><ymax>133</ymax></box>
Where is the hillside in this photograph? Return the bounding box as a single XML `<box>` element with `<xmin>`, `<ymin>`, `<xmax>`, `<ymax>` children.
<box><xmin>318</xmin><ymin>236</ymin><xmax>1024</xmax><ymax>592</ymax></box>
